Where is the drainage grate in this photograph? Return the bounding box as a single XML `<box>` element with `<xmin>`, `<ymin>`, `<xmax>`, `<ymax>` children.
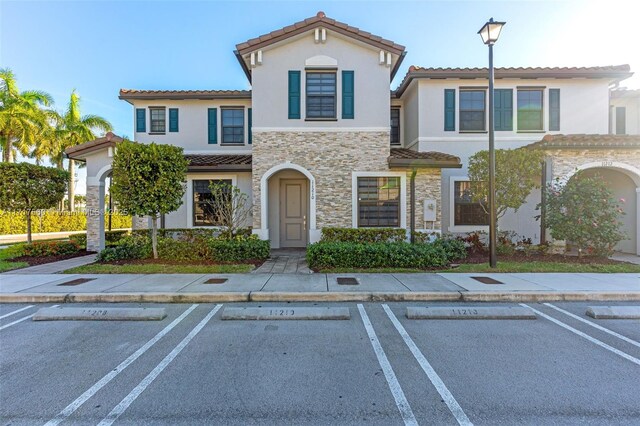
<box><xmin>204</xmin><ymin>278</ymin><xmax>228</xmax><ymax>284</ymax></box>
<box><xmin>471</xmin><ymin>276</ymin><xmax>503</xmax><ymax>285</ymax></box>
<box><xmin>337</xmin><ymin>277</ymin><xmax>359</xmax><ymax>286</ymax></box>
<box><xmin>57</xmin><ymin>278</ymin><xmax>96</xmax><ymax>286</ymax></box>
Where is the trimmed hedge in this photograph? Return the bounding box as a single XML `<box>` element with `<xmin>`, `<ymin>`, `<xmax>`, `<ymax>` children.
<box><xmin>97</xmin><ymin>234</ymin><xmax>270</xmax><ymax>263</ymax></box>
<box><xmin>307</xmin><ymin>242</ymin><xmax>445</xmax><ymax>269</ymax></box>
<box><xmin>131</xmin><ymin>227</ymin><xmax>252</xmax><ymax>241</ymax></box>
<box><xmin>69</xmin><ymin>230</ymin><xmax>129</xmax><ymax>248</ymax></box>
<box><xmin>321</xmin><ymin>227</ymin><xmax>407</xmax><ymax>243</ymax></box>
<box><xmin>157</xmin><ymin>235</ymin><xmax>270</xmax><ymax>262</ymax></box>
<box><xmin>96</xmin><ymin>235</ymin><xmax>152</xmax><ymax>262</ymax></box>
<box><xmin>23</xmin><ymin>240</ymin><xmax>81</xmax><ymax>257</ymax></box>
<box><xmin>0</xmin><ymin>210</ymin><xmax>131</xmax><ymax>235</ymax></box>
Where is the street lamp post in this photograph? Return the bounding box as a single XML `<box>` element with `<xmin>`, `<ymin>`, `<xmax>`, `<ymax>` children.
<box><xmin>478</xmin><ymin>18</ymin><xmax>505</xmax><ymax>268</ymax></box>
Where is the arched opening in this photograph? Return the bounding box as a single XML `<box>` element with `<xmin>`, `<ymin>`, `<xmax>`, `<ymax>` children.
<box><xmin>563</xmin><ymin>162</ymin><xmax>639</xmax><ymax>255</ymax></box>
<box><xmin>259</xmin><ymin>162</ymin><xmax>318</xmax><ymax>248</ymax></box>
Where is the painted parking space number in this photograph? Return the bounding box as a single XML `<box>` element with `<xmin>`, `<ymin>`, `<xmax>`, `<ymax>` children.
<box><xmin>451</xmin><ymin>308</ymin><xmax>479</xmax><ymax>315</ymax></box>
<box><xmin>268</xmin><ymin>309</ymin><xmax>295</xmax><ymax>316</ymax></box>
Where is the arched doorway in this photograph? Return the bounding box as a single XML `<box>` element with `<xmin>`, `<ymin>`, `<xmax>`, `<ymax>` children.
<box><xmin>259</xmin><ymin>162</ymin><xmax>317</xmax><ymax>248</ymax></box>
<box><xmin>563</xmin><ymin>162</ymin><xmax>640</xmax><ymax>255</ymax></box>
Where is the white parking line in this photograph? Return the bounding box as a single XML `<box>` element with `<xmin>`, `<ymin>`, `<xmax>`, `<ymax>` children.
<box><xmin>544</xmin><ymin>303</ymin><xmax>640</xmax><ymax>349</ymax></box>
<box><xmin>97</xmin><ymin>304</ymin><xmax>222</xmax><ymax>426</ymax></box>
<box><xmin>382</xmin><ymin>304</ymin><xmax>473</xmax><ymax>426</ymax></box>
<box><xmin>43</xmin><ymin>304</ymin><xmax>199</xmax><ymax>426</ymax></box>
<box><xmin>0</xmin><ymin>305</ymin><xmax>59</xmax><ymax>331</ymax></box>
<box><xmin>0</xmin><ymin>305</ymin><xmax>34</xmax><ymax>320</ymax></box>
<box><xmin>521</xmin><ymin>304</ymin><xmax>640</xmax><ymax>366</ymax></box>
<box><xmin>357</xmin><ymin>304</ymin><xmax>418</xmax><ymax>426</ymax></box>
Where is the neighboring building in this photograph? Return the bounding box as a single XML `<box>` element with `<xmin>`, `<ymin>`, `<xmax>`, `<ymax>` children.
<box><xmin>67</xmin><ymin>12</ymin><xmax>640</xmax><ymax>255</ymax></box>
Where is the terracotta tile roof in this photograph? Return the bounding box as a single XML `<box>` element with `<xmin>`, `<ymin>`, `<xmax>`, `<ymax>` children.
<box><xmin>394</xmin><ymin>65</ymin><xmax>633</xmax><ymax>97</ymax></box>
<box><xmin>119</xmin><ymin>89</ymin><xmax>251</xmax><ymax>101</ymax></box>
<box><xmin>65</xmin><ymin>132</ymin><xmax>123</xmax><ymax>159</ymax></box>
<box><xmin>235</xmin><ymin>11</ymin><xmax>405</xmax><ymax>55</ymax></box>
<box><xmin>526</xmin><ymin>134</ymin><xmax>640</xmax><ymax>149</ymax></box>
<box><xmin>389</xmin><ymin>148</ymin><xmax>461</xmax><ymax>168</ymax></box>
<box><xmin>611</xmin><ymin>88</ymin><xmax>640</xmax><ymax>99</ymax></box>
<box><xmin>185</xmin><ymin>154</ymin><xmax>252</xmax><ymax>170</ymax></box>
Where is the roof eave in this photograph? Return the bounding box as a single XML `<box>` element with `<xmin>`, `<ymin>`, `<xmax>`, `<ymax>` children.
<box><xmin>388</xmin><ymin>158</ymin><xmax>462</xmax><ymax>169</ymax></box>
<box><xmin>235</xmin><ymin>50</ymin><xmax>252</xmax><ymax>83</ymax></box>
<box><xmin>187</xmin><ymin>164</ymin><xmax>252</xmax><ymax>172</ymax></box>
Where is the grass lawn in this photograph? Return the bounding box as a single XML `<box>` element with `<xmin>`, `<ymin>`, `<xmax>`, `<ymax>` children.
<box><xmin>0</xmin><ymin>260</ymin><xmax>28</xmax><ymax>272</ymax></box>
<box><xmin>440</xmin><ymin>261</ymin><xmax>640</xmax><ymax>273</ymax></box>
<box><xmin>64</xmin><ymin>263</ymin><xmax>255</xmax><ymax>274</ymax></box>
<box><xmin>319</xmin><ymin>261</ymin><xmax>640</xmax><ymax>274</ymax></box>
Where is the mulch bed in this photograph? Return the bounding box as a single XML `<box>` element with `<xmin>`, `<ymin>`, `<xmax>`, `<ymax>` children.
<box><xmin>12</xmin><ymin>250</ymin><xmax>97</xmax><ymax>267</ymax></box>
<box><xmin>101</xmin><ymin>258</ymin><xmax>265</xmax><ymax>267</ymax></box>
<box><xmin>458</xmin><ymin>249</ymin><xmax>629</xmax><ymax>265</ymax></box>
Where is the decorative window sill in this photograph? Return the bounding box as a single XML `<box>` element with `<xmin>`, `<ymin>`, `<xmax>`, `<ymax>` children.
<box><xmin>459</xmin><ymin>131</ymin><xmax>488</xmax><ymax>134</ymax></box>
<box><xmin>305</xmin><ymin>118</ymin><xmax>338</xmax><ymax>122</ymax></box>
<box><xmin>149</xmin><ymin>132</ymin><xmax>166</xmax><ymax>135</ymax></box>
<box><xmin>220</xmin><ymin>143</ymin><xmax>245</xmax><ymax>146</ymax></box>
<box><xmin>517</xmin><ymin>130</ymin><xmax>545</xmax><ymax>133</ymax></box>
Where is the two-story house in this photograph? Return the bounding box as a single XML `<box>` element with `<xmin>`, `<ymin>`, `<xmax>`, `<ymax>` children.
<box><xmin>68</xmin><ymin>12</ymin><xmax>640</xmax><ymax>255</ymax></box>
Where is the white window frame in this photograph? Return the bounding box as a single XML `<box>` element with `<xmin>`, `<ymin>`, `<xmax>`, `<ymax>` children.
<box><xmin>187</xmin><ymin>174</ymin><xmax>238</xmax><ymax>228</ymax></box>
<box><xmin>449</xmin><ymin>176</ymin><xmax>489</xmax><ymax>233</ymax></box>
<box><xmin>352</xmin><ymin>171</ymin><xmax>407</xmax><ymax>228</ymax></box>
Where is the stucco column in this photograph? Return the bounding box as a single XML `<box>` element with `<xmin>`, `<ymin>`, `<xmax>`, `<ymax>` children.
<box><xmin>86</xmin><ymin>184</ymin><xmax>105</xmax><ymax>252</ymax></box>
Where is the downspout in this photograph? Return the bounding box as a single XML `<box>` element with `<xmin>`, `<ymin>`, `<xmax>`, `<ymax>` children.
<box><xmin>410</xmin><ymin>169</ymin><xmax>417</xmax><ymax>243</ymax></box>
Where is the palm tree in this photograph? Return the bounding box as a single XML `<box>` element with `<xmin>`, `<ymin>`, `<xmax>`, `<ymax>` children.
<box><xmin>56</xmin><ymin>90</ymin><xmax>112</xmax><ymax>211</ymax></box>
<box><xmin>0</xmin><ymin>68</ymin><xmax>53</xmax><ymax>162</ymax></box>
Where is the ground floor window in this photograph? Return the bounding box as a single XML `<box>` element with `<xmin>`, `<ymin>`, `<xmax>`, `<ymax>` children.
<box><xmin>454</xmin><ymin>180</ymin><xmax>489</xmax><ymax>226</ymax></box>
<box><xmin>193</xmin><ymin>179</ymin><xmax>232</xmax><ymax>226</ymax></box>
<box><xmin>357</xmin><ymin>177</ymin><xmax>401</xmax><ymax>227</ymax></box>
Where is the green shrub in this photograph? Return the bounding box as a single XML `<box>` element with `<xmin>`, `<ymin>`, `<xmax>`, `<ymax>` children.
<box><xmin>543</xmin><ymin>172</ymin><xmax>627</xmax><ymax>257</ymax></box>
<box><xmin>69</xmin><ymin>230</ymin><xmax>132</xmax><ymax>249</ymax></box>
<box><xmin>307</xmin><ymin>242</ymin><xmax>451</xmax><ymax>269</ymax></box>
<box><xmin>97</xmin><ymin>235</ymin><xmax>152</xmax><ymax>262</ymax></box>
<box><xmin>411</xmin><ymin>231</ymin><xmax>439</xmax><ymax>244</ymax></box>
<box><xmin>157</xmin><ymin>235</ymin><xmax>270</xmax><ymax>262</ymax></box>
<box><xmin>432</xmin><ymin>237</ymin><xmax>468</xmax><ymax>261</ymax></box>
<box><xmin>23</xmin><ymin>240</ymin><xmax>80</xmax><ymax>257</ymax></box>
<box><xmin>0</xmin><ymin>210</ymin><xmax>131</xmax><ymax>235</ymax></box>
<box><xmin>321</xmin><ymin>227</ymin><xmax>407</xmax><ymax>243</ymax></box>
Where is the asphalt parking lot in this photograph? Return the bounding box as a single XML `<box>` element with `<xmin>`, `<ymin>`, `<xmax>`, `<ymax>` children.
<box><xmin>1</xmin><ymin>301</ymin><xmax>639</xmax><ymax>425</ymax></box>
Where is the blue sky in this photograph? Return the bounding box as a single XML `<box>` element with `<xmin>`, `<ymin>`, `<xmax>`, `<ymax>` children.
<box><xmin>1</xmin><ymin>0</ymin><xmax>637</xmax><ymax>192</ymax></box>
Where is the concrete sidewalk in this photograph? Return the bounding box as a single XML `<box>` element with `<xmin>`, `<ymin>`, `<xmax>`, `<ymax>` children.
<box><xmin>1</xmin><ymin>270</ymin><xmax>638</xmax><ymax>303</ymax></box>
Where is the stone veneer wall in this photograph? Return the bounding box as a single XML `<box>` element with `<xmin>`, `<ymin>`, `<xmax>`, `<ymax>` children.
<box><xmin>549</xmin><ymin>149</ymin><xmax>640</xmax><ymax>180</ymax></box>
<box><xmin>85</xmin><ymin>185</ymin><xmax>103</xmax><ymax>252</ymax></box>
<box><xmin>392</xmin><ymin>168</ymin><xmax>442</xmax><ymax>230</ymax></box>
<box><xmin>252</xmin><ymin>131</ymin><xmax>390</xmax><ymax>229</ymax></box>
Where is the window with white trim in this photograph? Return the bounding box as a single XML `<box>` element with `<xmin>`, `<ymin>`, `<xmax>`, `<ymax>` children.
<box><xmin>357</xmin><ymin>177</ymin><xmax>401</xmax><ymax>227</ymax></box>
<box><xmin>454</xmin><ymin>181</ymin><xmax>489</xmax><ymax>226</ymax></box>
<box><xmin>193</xmin><ymin>179</ymin><xmax>232</xmax><ymax>226</ymax></box>
<box><xmin>149</xmin><ymin>107</ymin><xmax>166</xmax><ymax>133</ymax></box>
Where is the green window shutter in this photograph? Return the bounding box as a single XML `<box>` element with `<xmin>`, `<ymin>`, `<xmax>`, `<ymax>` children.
<box><xmin>494</xmin><ymin>89</ymin><xmax>513</xmax><ymax>131</ymax></box>
<box><xmin>549</xmin><ymin>89</ymin><xmax>560</xmax><ymax>131</ymax></box>
<box><xmin>136</xmin><ymin>108</ymin><xmax>146</xmax><ymax>133</ymax></box>
<box><xmin>444</xmin><ymin>89</ymin><xmax>455</xmax><ymax>131</ymax></box>
<box><xmin>207</xmin><ymin>108</ymin><xmax>217</xmax><ymax>144</ymax></box>
<box><xmin>288</xmin><ymin>71</ymin><xmax>301</xmax><ymax>119</ymax></box>
<box><xmin>169</xmin><ymin>108</ymin><xmax>179</xmax><ymax>132</ymax></box>
<box><xmin>248</xmin><ymin>108</ymin><xmax>252</xmax><ymax>144</ymax></box>
<box><xmin>342</xmin><ymin>70</ymin><xmax>354</xmax><ymax>119</ymax></box>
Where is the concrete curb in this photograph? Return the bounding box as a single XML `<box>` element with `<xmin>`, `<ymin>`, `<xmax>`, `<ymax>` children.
<box><xmin>2</xmin><ymin>291</ymin><xmax>640</xmax><ymax>303</ymax></box>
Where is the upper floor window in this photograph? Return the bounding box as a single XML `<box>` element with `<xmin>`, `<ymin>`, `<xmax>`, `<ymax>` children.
<box><xmin>454</xmin><ymin>181</ymin><xmax>488</xmax><ymax>226</ymax></box>
<box><xmin>616</xmin><ymin>106</ymin><xmax>626</xmax><ymax>134</ymax></box>
<box><xmin>517</xmin><ymin>89</ymin><xmax>543</xmax><ymax>131</ymax></box>
<box><xmin>459</xmin><ymin>90</ymin><xmax>486</xmax><ymax>131</ymax></box>
<box><xmin>357</xmin><ymin>177</ymin><xmax>400</xmax><ymax>227</ymax></box>
<box><xmin>221</xmin><ymin>108</ymin><xmax>244</xmax><ymax>144</ymax></box>
<box><xmin>390</xmin><ymin>108</ymin><xmax>401</xmax><ymax>145</ymax></box>
<box><xmin>149</xmin><ymin>107</ymin><xmax>166</xmax><ymax>133</ymax></box>
<box><xmin>306</xmin><ymin>72</ymin><xmax>336</xmax><ymax>119</ymax></box>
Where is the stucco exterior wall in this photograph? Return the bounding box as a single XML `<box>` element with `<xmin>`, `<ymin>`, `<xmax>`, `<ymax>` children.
<box><xmin>251</xmin><ymin>32</ymin><xmax>391</xmax><ymax>129</ymax></box>
<box><xmin>610</xmin><ymin>96</ymin><xmax>640</xmax><ymax>135</ymax></box>
<box><xmin>131</xmin><ymin>99</ymin><xmax>252</xmax><ymax>154</ymax></box>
